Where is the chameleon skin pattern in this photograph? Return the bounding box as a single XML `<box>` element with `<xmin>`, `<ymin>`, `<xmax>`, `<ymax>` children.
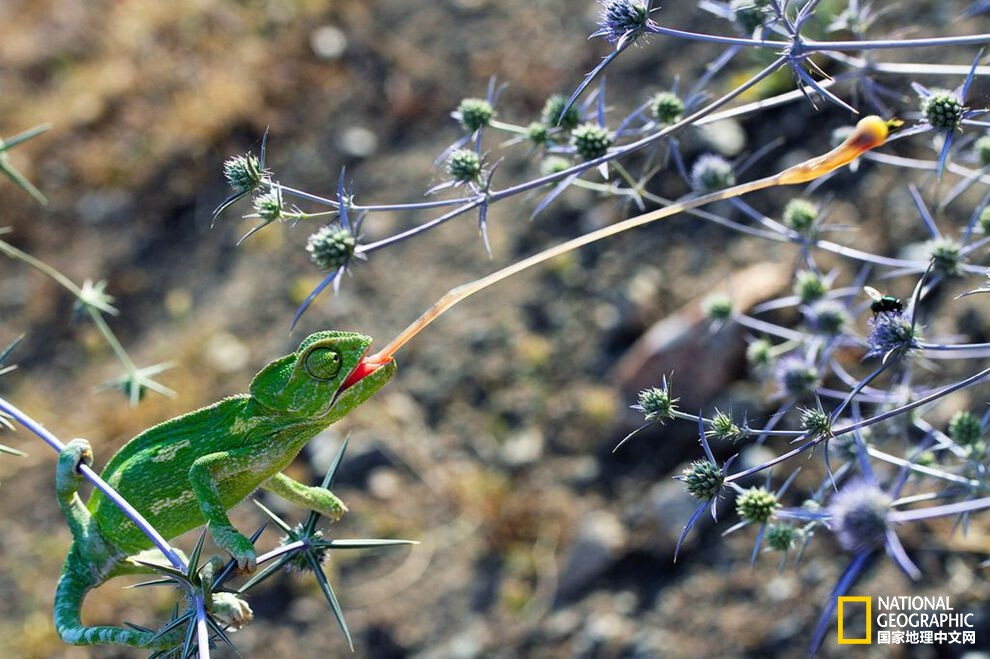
<box><xmin>53</xmin><ymin>330</ymin><xmax>396</xmax><ymax>648</ymax></box>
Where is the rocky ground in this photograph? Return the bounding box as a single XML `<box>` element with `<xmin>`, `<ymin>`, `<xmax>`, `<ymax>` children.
<box><xmin>0</xmin><ymin>1</ymin><xmax>988</xmax><ymax>657</ymax></box>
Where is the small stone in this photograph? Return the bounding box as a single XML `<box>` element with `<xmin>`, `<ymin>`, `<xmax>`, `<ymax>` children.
<box><xmin>558</xmin><ymin>511</ymin><xmax>627</xmax><ymax>597</ymax></box>
<box><xmin>337</xmin><ymin>126</ymin><xmax>378</xmax><ymax>158</ymax></box>
<box><xmin>310</xmin><ymin>25</ymin><xmax>347</xmax><ymax>60</ymax></box>
<box><xmin>500</xmin><ymin>428</ymin><xmax>544</xmax><ymax>467</ymax></box>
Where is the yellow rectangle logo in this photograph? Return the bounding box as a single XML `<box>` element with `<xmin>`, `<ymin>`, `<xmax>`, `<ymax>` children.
<box><xmin>837</xmin><ymin>596</ymin><xmax>872</xmax><ymax>644</ymax></box>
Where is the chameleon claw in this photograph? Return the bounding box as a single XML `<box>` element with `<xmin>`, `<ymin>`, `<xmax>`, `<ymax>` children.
<box><xmin>230</xmin><ymin>545</ymin><xmax>257</xmax><ymax>573</ymax></box>
<box><xmin>209</xmin><ymin>524</ymin><xmax>258</xmax><ymax>572</ymax></box>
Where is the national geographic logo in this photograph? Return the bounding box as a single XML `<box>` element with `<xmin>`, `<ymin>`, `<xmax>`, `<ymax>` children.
<box><xmin>836</xmin><ymin>596</ymin><xmax>977</xmax><ymax>646</ymax></box>
<box><xmin>837</xmin><ymin>597</ymin><xmax>871</xmax><ymax>645</ymax></box>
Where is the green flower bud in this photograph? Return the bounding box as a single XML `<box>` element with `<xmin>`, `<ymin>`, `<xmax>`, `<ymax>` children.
<box><xmin>710</xmin><ymin>410</ymin><xmax>742</xmax><ymax>442</ymax></box>
<box><xmin>650</xmin><ymin>91</ymin><xmax>684</xmax><ymax>125</ymax></box>
<box><xmin>224</xmin><ymin>154</ymin><xmax>266</xmax><ymax>194</ymax></box>
<box><xmin>794</xmin><ymin>270</ymin><xmax>827</xmax><ymax>303</ymax></box>
<box><xmin>682</xmin><ymin>460</ymin><xmax>724</xmax><ymax>501</ymax></box>
<box><xmin>800</xmin><ymin>407</ymin><xmax>831</xmax><ymax>438</ymax></box>
<box><xmin>455</xmin><ymin>98</ymin><xmax>494</xmax><ymax>132</ymax></box>
<box><xmin>922</xmin><ymin>90</ymin><xmax>965</xmax><ymax>132</ymax></box>
<box><xmin>766</xmin><ymin>523</ymin><xmax>799</xmax><ymax>552</ymax></box>
<box><xmin>736</xmin><ymin>486</ymin><xmax>779</xmax><ymax>524</ymax></box>
<box><xmin>691</xmin><ymin>154</ymin><xmax>735</xmax><ymax>192</ymax></box>
<box><xmin>702</xmin><ymin>294</ymin><xmax>733</xmax><ymax>322</ymax></box>
<box><xmin>783</xmin><ymin>198</ymin><xmax>818</xmax><ymax>234</ymax></box>
<box><xmin>306</xmin><ymin>225</ymin><xmax>356</xmax><ymax>271</ymax></box>
<box><xmin>979</xmin><ymin>206</ymin><xmax>990</xmax><ymax>235</ymax></box>
<box><xmin>447</xmin><ymin>149</ymin><xmax>482</xmax><ymax>183</ymax></box>
<box><xmin>527</xmin><ymin>122</ymin><xmax>550</xmax><ymax>145</ymax></box>
<box><xmin>637</xmin><ymin>384</ymin><xmax>678</xmax><ymax>423</ymax></box>
<box><xmin>253</xmin><ymin>189</ymin><xmax>283</xmax><ymax>222</ymax></box>
<box><xmin>927</xmin><ymin>238</ymin><xmax>965</xmax><ymax>278</ymax></box>
<box><xmin>747</xmin><ymin>339</ymin><xmax>774</xmax><ymax>369</ymax></box>
<box><xmin>571</xmin><ymin>123</ymin><xmax>613</xmax><ymax>160</ymax></box>
<box><xmin>540</xmin><ymin>156</ymin><xmax>572</xmax><ymax>176</ymax></box>
<box><xmin>974</xmin><ymin>135</ymin><xmax>990</xmax><ymax>167</ymax></box>
<box><xmin>949</xmin><ymin>410</ymin><xmax>982</xmax><ymax>447</ymax></box>
<box><xmin>541</xmin><ymin>95</ymin><xmax>581</xmax><ymax>131</ymax></box>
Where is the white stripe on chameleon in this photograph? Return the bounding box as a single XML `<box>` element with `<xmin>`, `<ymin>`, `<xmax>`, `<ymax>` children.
<box><xmin>148</xmin><ymin>490</ymin><xmax>195</xmax><ymax>516</ymax></box>
<box><xmin>150</xmin><ymin>439</ymin><xmax>191</xmax><ymax>462</ymax></box>
<box><xmin>229</xmin><ymin>417</ymin><xmax>260</xmax><ymax>435</ymax></box>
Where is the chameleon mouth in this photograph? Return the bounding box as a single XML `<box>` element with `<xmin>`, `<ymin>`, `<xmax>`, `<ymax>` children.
<box><xmin>340</xmin><ymin>350</ymin><xmax>392</xmax><ymax>391</ymax></box>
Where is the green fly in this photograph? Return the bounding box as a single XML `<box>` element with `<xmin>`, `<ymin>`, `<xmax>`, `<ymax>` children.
<box><xmin>864</xmin><ymin>285</ymin><xmax>904</xmax><ymax>318</ymax></box>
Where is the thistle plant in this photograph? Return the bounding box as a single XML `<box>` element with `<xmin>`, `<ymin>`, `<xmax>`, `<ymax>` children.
<box><xmin>201</xmin><ymin>2</ymin><xmax>990</xmax><ymax>651</ymax></box>
<box><xmin>4</xmin><ymin>0</ymin><xmax>990</xmax><ymax>656</ymax></box>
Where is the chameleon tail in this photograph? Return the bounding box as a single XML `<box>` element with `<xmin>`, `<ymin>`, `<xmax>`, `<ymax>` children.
<box><xmin>53</xmin><ymin>543</ymin><xmax>160</xmax><ymax>647</ymax></box>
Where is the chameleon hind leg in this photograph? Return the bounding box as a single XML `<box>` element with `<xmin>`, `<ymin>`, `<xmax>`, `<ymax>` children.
<box><xmin>54</xmin><ymin>440</ymin><xmax>251</xmax><ymax>647</ymax></box>
<box><xmin>53</xmin><ymin>439</ymin><xmax>166</xmax><ymax>647</ymax></box>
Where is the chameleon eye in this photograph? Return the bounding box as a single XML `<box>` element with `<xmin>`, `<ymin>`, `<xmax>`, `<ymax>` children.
<box><xmin>304</xmin><ymin>347</ymin><xmax>342</xmax><ymax>381</ymax></box>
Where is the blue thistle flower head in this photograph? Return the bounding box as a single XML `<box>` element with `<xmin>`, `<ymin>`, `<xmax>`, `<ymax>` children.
<box><xmin>783</xmin><ymin>198</ymin><xmax>819</xmax><ymax>235</ymax></box>
<box><xmin>827</xmin><ymin>481</ymin><xmax>891</xmax><ymax>553</ymax></box>
<box><xmin>746</xmin><ymin>338</ymin><xmax>774</xmax><ymax>369</ymax></box>
<box><xmin>911</xmin><ymin>52</ymin><xmax>984</xmax><ymax>177</ymax></box>
<box><xmin>773</xmin><ymin>355</ymin><xmax>820</xmax><ymax>398</ymax></box>
<box><xmin>680</xmin><ymin>459</ymin><xmax>725</xmax><ymax>501</ymax></box>
<box><xmin>691</xmin><ymin>154</ymin><xmax>735</xmax><ymax>193</ymax></box>
<box><xmin>765</xmin><ymin>523</ymin><xmax>799</xmax><ymax>552</ymax></box>
<box><xmin>736</xmin><ymin>486</ymin><xmax>779</xmax><ymax>524</ymax></box>
<box><xmin>921</xmin><ymin>88</ymin><xmax>966</xmax><ymax>133</ymax></box>
<box><xmin>866</xmin><ymin>311</ymin><xmax>920</xmax><ymax>361</ymax></box>
<box><xmin>306</xmin><ymin>225</ymin><xmax>357</xmax><ymax>271</ymax></box>
<box><xmin>926</xmin><ymin>237</ymin><xmax>965</xmax><ymax>278</ymax></box>
<box><xmin>571</xmin><ymin>122</ymin><xmax>613</xmax><ymax>160</ymax></box>
<box><xmin>804</xmin><ymin>300</ymin><xmax>849</xmax><ymax>336</ymax></box>
<box><xmin>633</xmin><ymin>375</ymin><xmax>678</xmax><ymax>423</ymax></box>
<box><xmin>446</xmin><ymin>149</ymin><xmax>483</xmax><ymax>184</ymax></box>
<box><xmin>594</xmin><ymin>0</ymin><xmax>653</xmax><ymax>46</ymax></box>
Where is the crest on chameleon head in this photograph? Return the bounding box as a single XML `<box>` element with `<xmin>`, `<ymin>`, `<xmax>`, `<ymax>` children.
<box><xmin>249</xmin><ymin>331</ymin><xmax>386</xmax><ymax>417</ymax></box>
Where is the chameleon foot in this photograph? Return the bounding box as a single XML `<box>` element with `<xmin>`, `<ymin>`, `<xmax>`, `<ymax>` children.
<box><xmin>210</xmin><ymin>592</ymin><xmax>253</xmax><ymax>630</ymax></box>
<box><xmin>56</xmin><ymin>438</ymin><xmax>93</xmax><ymax>495</ymax></box>
<box><xmin>209</xmin><ymin>523</ymin><xmax>257</xmax><ymax>572</ymax></box>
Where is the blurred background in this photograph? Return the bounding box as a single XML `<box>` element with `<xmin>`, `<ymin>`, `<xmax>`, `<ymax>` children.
<box><xmin>0</xmin><ymin>0</ymin><xmax>988</xmax><ymax>656</ymax></box>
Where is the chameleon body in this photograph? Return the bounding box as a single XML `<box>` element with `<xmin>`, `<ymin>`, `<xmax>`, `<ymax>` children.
<box><xmin>53</xmin><ymin>330</ymin><xmax>395</xmax><ymax>648</ymax></box>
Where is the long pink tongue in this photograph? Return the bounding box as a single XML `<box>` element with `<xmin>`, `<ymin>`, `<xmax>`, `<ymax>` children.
<box><xmin>341</xmin><ymin>357</ymin><xmax>391</xmax><ymax>390</ymax></box>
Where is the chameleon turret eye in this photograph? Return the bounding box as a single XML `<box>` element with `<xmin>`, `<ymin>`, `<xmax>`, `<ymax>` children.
<box><xmin>304</xmin><ymin>347</ymin><xmax>342</xmax><ymax>380</ymax></box>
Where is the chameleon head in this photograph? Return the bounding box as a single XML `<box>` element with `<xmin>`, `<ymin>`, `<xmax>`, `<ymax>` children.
<box><xmin>249</xmin><ymin>330</ymin><xmax>395</xmax><ymax>418</ymax></box>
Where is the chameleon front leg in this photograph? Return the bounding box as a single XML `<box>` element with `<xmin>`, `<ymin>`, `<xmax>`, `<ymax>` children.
<box><xmin>262</xmin><ymin>472</ymin><xmax>348</xmax><ymax>520</ymax></box>
<box><xmin>55</xmin><ymin>438</ymin><xmax>94</xmax><ymax>541</ymax></box>
<box><xmin>188</xmin><ymin>447</ymin><xmax>271</xmax><ymax>571</ymax></box>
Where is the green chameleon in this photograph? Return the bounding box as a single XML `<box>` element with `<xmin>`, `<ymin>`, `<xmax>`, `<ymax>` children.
<box><xmin>53</xmin><ymin>330</ymin><xmax>395</xmax><ymax>648</ymax></box>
